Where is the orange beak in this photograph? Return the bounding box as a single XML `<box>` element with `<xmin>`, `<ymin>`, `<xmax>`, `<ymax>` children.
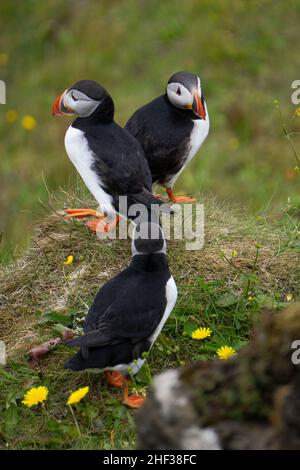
<box><xmin>192</xmin><ymin>90</ymin><xmax>206</xmax><ymax>120</ymax></box>
<box><xmin>52</xmin><ymin>92</ymin><xmax>64</xmax><ymax>116</ymax></box>
<box><xmin>52</xmin><ymin>91</ymin><xmax>74</xmax><ymax>116</ymax></box>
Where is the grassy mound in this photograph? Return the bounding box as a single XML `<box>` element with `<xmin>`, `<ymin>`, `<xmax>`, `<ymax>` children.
<box><xmin>0</xmin><ymin>192</ymin><xmax>299</xmax><ymax>449</ymax></box>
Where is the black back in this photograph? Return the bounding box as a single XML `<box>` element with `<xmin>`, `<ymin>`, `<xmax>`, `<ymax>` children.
<box><xmin>125</xmin><ymin>95</ymin><xmax>194</xmax><ymax>186</ymax></box>
<box><xmin>65</xmin><ymin>253</ymin><xmax>170</xmax><ymax>371</ymax></box>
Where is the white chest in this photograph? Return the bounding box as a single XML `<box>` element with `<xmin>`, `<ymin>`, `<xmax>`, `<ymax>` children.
<box><xmin>64</xmin><ymin>126</ymin><xmax>114</xmax><ymax>213</ymax></box>
<box><xmin>149</xmin><ymin>276</ymin><xmax>178</xmax><ymax>344</ymax></box>
<box><xmin>168</xmin><ymin>109</ymin><xmax>209</xmax><ymax>187</ymax></box>
<box><xmin>188</xmin><ymin>111</ymin><xmax>209</xmax><ymax>164</ymax></box>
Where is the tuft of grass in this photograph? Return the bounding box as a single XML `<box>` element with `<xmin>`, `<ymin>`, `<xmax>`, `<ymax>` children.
<box><xmin>0</xmin><ymin>190</ymin><xmax>299</xmax><ymax>449</ymax></box>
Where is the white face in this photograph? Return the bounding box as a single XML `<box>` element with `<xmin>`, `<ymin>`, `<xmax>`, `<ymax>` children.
<box><xmin>166</xmin><ymin>76</ymin><xmax>202</xmax><ymax>110</ymax></box>
<box><xmin>61</xmin><ymin>89</ymin><xmax>102</xmax><ymax>117</ymax></box>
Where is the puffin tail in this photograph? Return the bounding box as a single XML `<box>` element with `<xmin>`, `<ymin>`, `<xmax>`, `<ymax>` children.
<box><xmin>64</xmin><ymin>351</ymin><xmax>87</xmax><ymax>371</ymax></box>
<box><xmin>133</xmin><ymin>189</ymin><xmax>171</xmax><ymax>214</ymax></box>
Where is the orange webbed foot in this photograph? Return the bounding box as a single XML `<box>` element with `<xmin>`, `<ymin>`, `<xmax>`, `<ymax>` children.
<box><xmin>169</xmin><ymin>195</ymin><xmax>197</xmax><ymax>203</ymax></box>
<box><xmin>105</xmin><ymin>371</ymin><xmax>126</xmax><ymax>389</ymax></box>
<box><xmin>86</xmin><ymin>215</ymin><xmax>120</xmax><ymax>233</ymax></box>
<box><xmin>123</xmin><ymin>393</ymin><xmax>145</xmax><ymax>409</ymax></box>
<box><xmin>122</xmin><ymin>380</ymin><xmax>145</xmax><ymax>409</ymax></box>
<box><xmin>166</xmin><ymin>189</ymin><xmax>197</xmax><ymax>204</ymax></box>
<box><xmin>64</xmin><ymin>208</ymin><xmax>105</xmax><ymax>219</ymax></box>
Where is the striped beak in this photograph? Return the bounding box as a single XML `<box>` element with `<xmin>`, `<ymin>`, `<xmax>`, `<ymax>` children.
<box><xmin>52</xmin><ymin>90</ymin><xmax>74</xmax><ymax>116</ymax></box>
<box><xmin>192</xmin><ymin>90</ymin><xmax>206</xmax><ymax>120</ymax></box>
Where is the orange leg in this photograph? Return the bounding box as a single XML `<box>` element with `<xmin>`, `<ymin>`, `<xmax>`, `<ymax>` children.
<box><xmin>86</xmin><ymin>215</ymin><xmax>120</xmax><ymax>233</ymax></box>
<box><xmin>166</xmin><ymin>188</ymin><xmax>197</xmax><ymax>204</ymax></box>
<box><xmin>105</xmin><ymin>371</ymin><xmax>126</xmax><ymax>389</ymax></box>
<box><xmin>122</xmin><ymin>379</ymin><xmax>145</xmax><ymax>409</ymax></box>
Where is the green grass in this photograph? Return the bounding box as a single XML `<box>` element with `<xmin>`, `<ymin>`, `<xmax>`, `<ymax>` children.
<box><xmin>0</xmin><ymin>191</ymin><xmax>299</xmax><ymax>449</ymax></box>
<box><xmin>0</xmin><ymin>1</ymin><xmax>299</xmax><ymax>447</ymax></box>
<box><xmin>1</xmin><ymin>0</ymin><xmax>300</xmax><ymax>261</ymax></box>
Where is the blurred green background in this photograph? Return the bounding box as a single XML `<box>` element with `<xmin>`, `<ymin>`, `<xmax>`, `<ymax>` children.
<box><xmin>0</xmin><ymin>0</ymin><xmax>299</xmax><ymax>263</ymax></box>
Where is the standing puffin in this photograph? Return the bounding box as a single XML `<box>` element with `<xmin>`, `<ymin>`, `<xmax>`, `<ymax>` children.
<box><xmin>64</xmin><ymin>222</ymin><xmax>177</xmax><ymax>408</ymax></box>
<box><xmin>125</xmin><ymin>71</ymin><xmax>209</xmax><ymax>203</ymax></box>
<box><xmin>52</xmin><ymin>80</ymin><xmax>167</xmax><ymax>232</ymax></box>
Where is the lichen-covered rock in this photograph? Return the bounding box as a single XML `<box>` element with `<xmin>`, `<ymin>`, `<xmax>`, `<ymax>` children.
<box><xmin>137</xmin><ymin>303</ymin><xmax>300</xmax><ymax>450</ymax></box>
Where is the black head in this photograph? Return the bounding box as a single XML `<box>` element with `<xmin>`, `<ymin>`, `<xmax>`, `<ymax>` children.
<box><xmin>166</xmin><ymin>71</ymin><xmax>206</xmax><ymax>120</ymax></box>
<box><xmin>132</xmin><ymin>222</ymin><xmax>166</xmax><ymax>256</ymax></box>
<box><xmin>52</xmin><ymin>79</ymin><xmax>114</xmax><ymax>121</ymax></box>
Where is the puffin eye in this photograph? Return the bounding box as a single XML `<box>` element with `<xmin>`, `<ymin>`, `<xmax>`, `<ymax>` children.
<box><xmin>176</xmin><ymin>87</ymin><xmax>181</xmax><ymax>96</ymax></box>
<box><xmin>71</xmin><ymin>92</ymin><xmax>78</xmax><ymax>101</ymax></box>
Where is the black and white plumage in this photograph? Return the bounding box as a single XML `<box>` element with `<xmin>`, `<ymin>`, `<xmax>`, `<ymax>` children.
<box><xmin>125</xmin><ymin>72</ymin><xmax>209</xmax><ymax>198</ymax></box>
<box><xmin>52</xmin><ymin>80</ymin><xmax>168</xmax><ymax>222</ymax></box>
<box><xmin>64</xmin><ymin>223</ymin><xmax>177</xmax><ymax>375</ymax></box>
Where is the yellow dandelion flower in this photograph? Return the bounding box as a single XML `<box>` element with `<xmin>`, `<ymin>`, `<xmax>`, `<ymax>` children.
<box><xmin>21</xmin><ymin>115</ymin><xmax>37</xmax><ymax>131</ymax></box>
<box><xmin>217</xmin><ymin>346</ymin><xmax>236</xmax><ymax>360</ymax></box>
<box><xmin>192</xmin><ymin>327</ymin><xmax>212</xmax><ymax>340</ymax></box>
<box><xmin>231</xmin><ymin>250</ymin><xmax>238</xmax><ymax>258</ymax></box>
<box><xmin>0</xmin><ymin>53</ymin><xmax>8</xmax><ymax>66</ymax></box>
<box><xmin>64</xmin><ymin>255</ymin><xmax>74</xmax><ymax>265</ymax></box>
<box><xmin>22</xmin><ymin>386</ymin><xmax>48</xmax><ymax>407</ymax></box>
<box><xmin>248</xmin><ymin>296</ymin><xmax>254</xmax><ymax>302</ymax></box>
<box><xmin>295</xmin><ymin>107</ymin><xmax>300</xmax><ymax>117</ymax></box>
<box><xmin>286</xmin><ymin>293</ymin><xmax>293</xmax><ymax>302</ymax></box>
<box><xmin>6</xmin><ymin>110</ymin><xmax>18</xmax><ymax>123</ymax></box>
<box><xmin>67</xmin><ymin>386</ymin><xmax>89</xmax><ymax>406</ymax></box>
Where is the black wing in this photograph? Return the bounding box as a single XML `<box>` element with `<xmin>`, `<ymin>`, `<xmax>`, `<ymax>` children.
<box><xmin>67</xmin><ymin>268</ymin><xmax>169</xmax><ymax>350</ymax></box>
<box><xmin>84</xmin><ymin>121</ymin><xmax>153</xmax><ymax>194</ymax></box>
<box><xmin>126</xmin><ymin>96</ymin><xmax>192</xmax><ymax>184</ymax></box>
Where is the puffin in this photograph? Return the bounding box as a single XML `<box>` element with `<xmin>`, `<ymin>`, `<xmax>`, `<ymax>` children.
<box><xmin>125</xmin><ymin>71</ymin><xmax>209</xmax><ymax>203</ymax></box>
<box><xmin>64</xmin><ymin>222</ymin><xmax>177</xmax><ymax>408</ymax></box>
<box><xmin>52</xmin><ymin>80</ymin><xmax>168</xmax><ymax>232</ymax></box>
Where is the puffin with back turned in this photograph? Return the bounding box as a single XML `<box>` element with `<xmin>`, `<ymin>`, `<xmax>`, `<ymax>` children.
<box><xmin>125</xmin><ymin>71</ymin><xmax>209</xmax><ymax>203</ymax></box>
<box><xmin>52</xmin><ymin>80</ymin><xmax>168</xmax><ymax>232</ymax></box>
<box><xmin>64</xmin><ymin>222</ymin><xmax>177</xmax><ymax>408</ymax></box>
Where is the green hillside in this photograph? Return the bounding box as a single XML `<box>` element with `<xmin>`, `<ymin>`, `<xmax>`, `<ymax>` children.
<box><xmin>0</xmin><ymin>0</ymin><xmax>300</xmax><ymax>261</ymax></box>
<box><xmin>1</xmin><ymin>194</ymin><xmax>298</xmax><ymax>449</ymax></box>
